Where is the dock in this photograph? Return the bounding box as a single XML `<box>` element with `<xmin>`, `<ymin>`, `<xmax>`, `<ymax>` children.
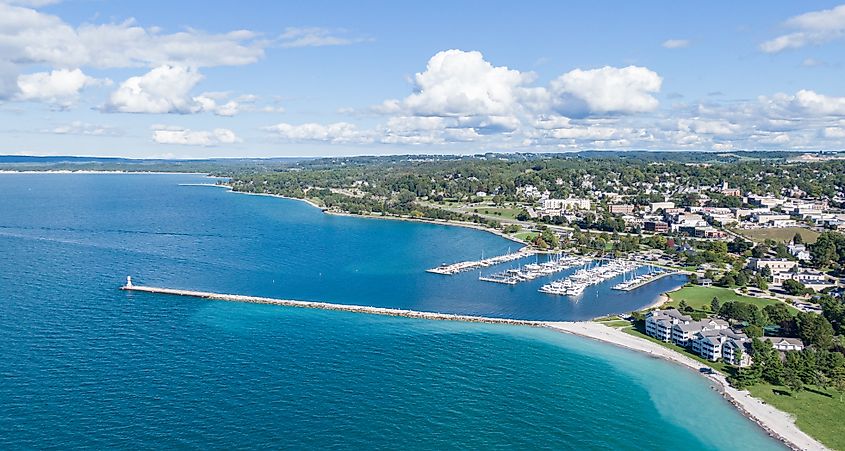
<box><xmin>120</xmin><ymin>282</ymin><xmax>542</xmax><ymax>327</ymax></box>
<box><xmin>612</xmin><ymin>270</ymin><xmax>679</xmax><ymax>291</ymax></box>
<box><xmin>426</xmin><ymin>247</ymin><xmax>537</xmax><ymax>275</ymax></box>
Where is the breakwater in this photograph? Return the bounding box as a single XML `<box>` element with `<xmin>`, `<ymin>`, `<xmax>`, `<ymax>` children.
<box><xmin>121</xmin><ymin>284</ymin><xmax>543</xmax><ymax>327</ymax></box>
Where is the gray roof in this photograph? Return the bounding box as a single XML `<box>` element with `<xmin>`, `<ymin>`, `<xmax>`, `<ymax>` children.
<box><xmin>649</xmin><ymin>308</ymin><xmax>692</xmax><ymax>322</ymax></box>
<box><xmin>761</xmin><ymin>336</ymin><xmax>804</xmax><ymax>346</ymax></box>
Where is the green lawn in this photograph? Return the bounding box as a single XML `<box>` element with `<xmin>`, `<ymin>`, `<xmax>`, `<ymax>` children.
<box><xmin>477</xmin><ymin>207</ymin><xmax>522</xmax><ymax>219</ymax></box>
<box><xmin>667</xmin><ymin>285</ymin><xmax>789</xmax><ymax>311</ymax></box>
<box><xmin>513</xmin><ymin>231</ymin><xmax>538</xmax><ymax>241</ymax></box>
<box><xmin>595</xmin><ymin>320</ymin><xmax>631</xmax><ymax>328</ymax></box>
<box><xmin>737</xmin><ymin>226</ymin><xmax>820</xmax><ymax>244</ymax></box>
<box><xmin>622</xmin><ymin>326</ymin><xmax>728</xmax><ymax>373</ymax></box>
<box><xmin>748</xmin><ymin>384</ymin><xmax>845</xmax><ymax>451</ymax></box>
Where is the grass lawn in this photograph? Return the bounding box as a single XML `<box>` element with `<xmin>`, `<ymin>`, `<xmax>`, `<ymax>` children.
<box><xmin>595</xmin><ymin>320</ymin><xmax>631</xmax><ymax>328</ymax></box>
<box><xmin>667</xmin><ymin>285</ymin><xmax>790</xmax><ymax>311</ymax></box>
<box><xmin>622</xmin><ymin>326</ymin><xmax>728</xmax><ymax>373</ymax></box>
<box><xmin>737</xmin><ymin>226</ymin><xmax>820</xmax><ymax>244</ymax></box>
<box><xmin>748</xmin><ymin>383</ymin><xmax>845</xmax><ymax>451</ymax></box>
<box><xmin>513</xmin><ymin>231</ymin><xmax>538</xmax><ymax>241</ymax></box>
<box><xmin>475</xmin><ymin>207</ymin><xmax>522</xmax><ymax>219</ymax></box>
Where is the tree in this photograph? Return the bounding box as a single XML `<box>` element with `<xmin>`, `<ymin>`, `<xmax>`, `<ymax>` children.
<box><xmin>792</xmin><ymin>232</ymin><xmax>804</xmax><ymax>245</ymax></box>
<box><xmin>831</xmin><ymin>365</ymin><xmax>845</xmax><ymax>402</ymax></box>
<box><xmin>711</xmin><ymin>297</ymin><xmax>721</xmax><ymax>313</ymax></box>
<box><xmin>745</xmin><ymin>324</ymin><xmax>764</xmax><ymax>338</ymax></box>
<box><xmin>678</xmin><ymin>300</ymin><xmax>689</xmax><ymax>312</ymax></box>
<box><xmin>755</xmin><ymin>275</ymin><xmax>768</xmax><ymax>291</ymax></box>
<box><xmin>796</xmin><ymin>312</ymin><xmax>835</xmax><ymax>349</ymax></box>
<box><xmin>783</xmin><ymin>367</ymin><xmax>804</xmax><ymax>396</ymax></box>
<box><xmin>782</xmin><ymin>279</ymin><xmax>809</xmax><ymax>296</ymax></box>
<box><xmin>763</xmin><ymin>303</ymin><xmax>792</xmax><ymax>326</ymax></box>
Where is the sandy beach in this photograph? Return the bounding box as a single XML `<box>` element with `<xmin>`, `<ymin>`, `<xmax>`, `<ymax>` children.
<box><xmin>546</xmin><ymin>321</ymin><xmax>827</xmax><ymax>451</ymax></box>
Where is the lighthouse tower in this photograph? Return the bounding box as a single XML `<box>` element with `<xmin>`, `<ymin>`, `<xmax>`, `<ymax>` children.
<box><xmin>125</xmin><ymin>276</ymin><xmax>133</xmax><ymax>288</ymax></box>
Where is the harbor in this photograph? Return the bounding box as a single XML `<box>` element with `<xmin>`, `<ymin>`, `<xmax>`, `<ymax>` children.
<box><xmin>426</xmin><ymin>247</ymin><xmax>538</xmax><ymax>275</ymax></box>
<box><xmin>612</xmin><ymin>267</ymin><xmax>679</xmax><ymax>291</ymax></box>
<box><xmin>539</xmin><ymin>260</ymin><xmax>640</xmax><ymax>297</ymax></box>
<box><xmin>478</xmin><ymin>254</ymin><xmax>593</xmax><ymax>285</ymax></box>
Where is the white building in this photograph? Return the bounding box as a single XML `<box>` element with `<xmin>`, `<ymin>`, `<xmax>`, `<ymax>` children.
<box><xmin>691</xmin><ymin>329</ymin><xmax>752</xmax><ymax>366</ymax></box>
<box><xmin>541</xmin><ymin>197</ymin><xmax>591</xmax><ymax>213</ymax></box>
<box><xmin>787</xmin><ymin>243</ymin><xmax>811</xmax><ymax>261</ymax></box>
<box><xmin>645</xmin><ymin>309</ymin><xmax>692</xmax><ymax>342</ymax></box>
<box><xmin>649</xmin><ymin>201</ymin><xmax>675</xmax><ymax>213</ymax></box>
<box><xmin>747</xmin><ymin>258</ymin><xmax>798</xmax><ymax>274</ymax></box>
<box><xmin>671</xmin><ymin>318</ymin><xmax>729</xmax><ymax>347</ymax></box>
<box><xmin>761</xmin><ymin>337</ymin><xmax>805</xmax><ymax>352</ymax></box>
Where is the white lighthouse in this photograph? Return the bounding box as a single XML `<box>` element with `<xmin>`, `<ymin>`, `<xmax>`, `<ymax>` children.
<box><xmin>125</xmin><ymin>276</ymin><xmax>133</xmax><ymax>288</ymax></box>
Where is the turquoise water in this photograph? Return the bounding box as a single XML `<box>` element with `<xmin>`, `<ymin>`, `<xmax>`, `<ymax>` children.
<box><xmin>0</xmin><ymin>174</ymin><xmax>782</xmax><ymax>449</ymax></box>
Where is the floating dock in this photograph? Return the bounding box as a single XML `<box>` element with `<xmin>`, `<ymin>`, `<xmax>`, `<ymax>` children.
<box><xmin>426</xmin><ymin>247</ymin><xmax>538</xmax><ymax>275</ymax></box>
<box><xmin>120</xmin><ymin>281</ymin><xmax>542</xmax><ymax>327</ymax></box>
<box><xmin>612</xmin><ymin>270</ymin><xmax>678</xmax><ymax>291</ymax></box>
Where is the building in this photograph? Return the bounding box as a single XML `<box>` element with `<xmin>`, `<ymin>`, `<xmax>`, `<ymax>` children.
<box><xmin>691</xmin><ymin>329</ymin><xmax>752</xmax><ymax>366</ymax></box>
<box><xmin>609</xmin><ymin>204</ymin><xmax>635</xmax><ymax>215</ymax></box>
<box><xmin>671</xmin><ymin>318</ymin><xmax>729</xmax><ymax>347</ymax></box>
<box><xmin>649</xmin><ymin>201</ymin><xmax>675</xmax><ymax>213</ymax></box>
<box><xmin>720</xmin><ymin>181</ymin><xmax>742</xmax><ymax>197</ymax></box>
<box><xmin>643</xmin><ymin>221</ymin><xmax>669</xmax><ymax>233</ymax></box>
<box><xmin>760</xmin><ymin>337</ymin><xmax>804</xmax><ymax>352</ymax></box>
<box><xmin>542</xmin><ymin>197</ymin><xmax>591</xmax><ymax>212</ymax></box>
<box><xmin>747</xmin><ymin>258</ymin><xmax>798</xmax><ymax>273</ymax></box>
<box><xmin>788</xmin><ymin>243</ymin><xmax>811</xmax><ymax>261</ymax></box>
<box><xmin>772</xmin><ymin>270</ymin><xmax>835</xmax><ymax>291</ymax></box>
<box><xmin>645</xmin><ymin>309</ymin><xmax>692</xmax><ymax>342</ymax></box>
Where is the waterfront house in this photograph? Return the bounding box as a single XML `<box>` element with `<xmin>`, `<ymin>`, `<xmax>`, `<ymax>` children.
<box><xmin>671</xmin><ymin>319</ymin><xmax>729</xmax><ymax>347</ymax></box>
<box><xmin>645</xmin><ymin>309</ymin><xmax>692</xmax><ymax>342</ymax></box>
<box><xmin>691</xmin><ymin>328</ymin><xmax>751</xmax><ymax>366</ymax></box>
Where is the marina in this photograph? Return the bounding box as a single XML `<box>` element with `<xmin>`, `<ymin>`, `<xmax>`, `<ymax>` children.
<box><xmin>539</xmin><ymin>260</ymin><xmax>640</xmax><ymax>297</ymax></box>
<box><xmin>612</xmin><ymin>267</ymin><xmax>678</xmax><ymax>291</ymax></box>
<box><xmin>479</xmin><ymin>254</ymin><xmax>593</xmax><ymax>285</ymax></box>
<box><xmin>426</xmin><ymin>247</ymin><xmax>538</xmax><ymax>275</ymax></box>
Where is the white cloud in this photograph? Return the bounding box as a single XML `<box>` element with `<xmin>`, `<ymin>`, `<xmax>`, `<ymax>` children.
<box><xmin>662</xmin><ymin>39</ymin><xmax>690</xmax><ymax>49</ymax></box>
<box><xmin>762</xmin><ymin>89</ymin><xmax>845</xmax><ymax>116</ymax></box>
<box><xmin>398</xmin><ymin>49</ymin><xmax>536</xmax><ymax>119</ymax></box>
<box><xmin>822</xmin><ymin>127</ymin><xmax>845</xmax><ymax>138</ymax></box>
<box><xmin>263</xmin><ymin>122</ymin><xmax>370</xmax><ymax>143</ymax></box>
<box><xmin>47</xmin><ymin>120</ymin><xmax>121</xmax><ymax>136</ymax></box>
<box><xmin>105</xmin><ymin>65</ymin><xmax>203</xmax><ymax>114</ymax></box>
<box><xmin>151</xmin><ymin>125</ymin><xmax>240</xmax><ymax>146</ymax></box>
<box><xmin>677</xmin><ymin>118</ymin><xmax>740</xmax><ymax>135</ymax></box>
<box><xmin>0</xmin><ymin>3</ymin><xmax>266</xmax><ymax>69</ymax></box>
<box><xmin>16</xmin><ymin>68</ymin><xmax>101</xmax><ymax>107</ymax></box>
<box><xmin>278</xmin><ymin>27</ymin><xmax>370</xmax><ymax>48</ymax></box>
<box><xmin>550</xmin><ymin>66</ymin><xmax>662</xmax><ymax>115</ymax></box>
<box><xmin>760</xmin><ymin>4</ymin><xmax>845</xmax><ymax>53</ymax></box>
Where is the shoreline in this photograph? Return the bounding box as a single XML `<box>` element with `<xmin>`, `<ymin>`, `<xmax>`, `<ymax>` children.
<box><xmin>546</xmin><ymin>322</ymin><xmax>825</xmax><ymax>451</ymax></box>
<box><xmin>124</xmin><ymin>282</ymin><xmax>824</xmax><ymax>451</ymax></box>
<box><xmin>0</xmin><ymin>170</ymin><xmax>207</xmax><ymax>175</ymax></box>
<box><xmin>644</xmin><ymin>284</ymin><xmax>685</xmax><ymax>310</ymax></box>
<box><xmin>221</xmin><ymin>184</ymin><xmax>530</xmax><ymax>247</ymax></box>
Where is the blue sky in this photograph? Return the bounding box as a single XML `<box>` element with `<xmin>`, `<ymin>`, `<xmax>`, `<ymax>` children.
<box><xmin>2</xmin><ymin>0</ymin><xmax>845</xmax><ymax>158</ymax></box>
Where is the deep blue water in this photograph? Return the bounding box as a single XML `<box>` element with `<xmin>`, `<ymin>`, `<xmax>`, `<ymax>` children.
<box><xmin>0</xmin><ymin>174</ymin><xmax>782</xmax><ymax>449</ymax></box>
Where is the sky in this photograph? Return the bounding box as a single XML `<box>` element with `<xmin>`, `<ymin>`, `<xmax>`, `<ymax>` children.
<box><xmin>2</xmin><ymin>1</ymin><xmax>845</xmax><ymax>158</ymax></box>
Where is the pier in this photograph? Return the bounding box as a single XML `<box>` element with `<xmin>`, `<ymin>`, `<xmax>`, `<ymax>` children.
<box><xmin>479</xmin><ymin>255</ymin><xmax>593</xmax><ymax>285</ymax></box>
<box><xmin>120</xmin><ymin>281</ymin><xmax>543</xmax><ymax>327</ymax></box>
<box><xmin>426</xmin><ymin>247</ymin><xmax>537</xmax><ymax>275</ymax></box>
<box><xmin>612</xmin><ymin>270</ymin><xmax>679</xmax><ymax>291</ymax></box>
